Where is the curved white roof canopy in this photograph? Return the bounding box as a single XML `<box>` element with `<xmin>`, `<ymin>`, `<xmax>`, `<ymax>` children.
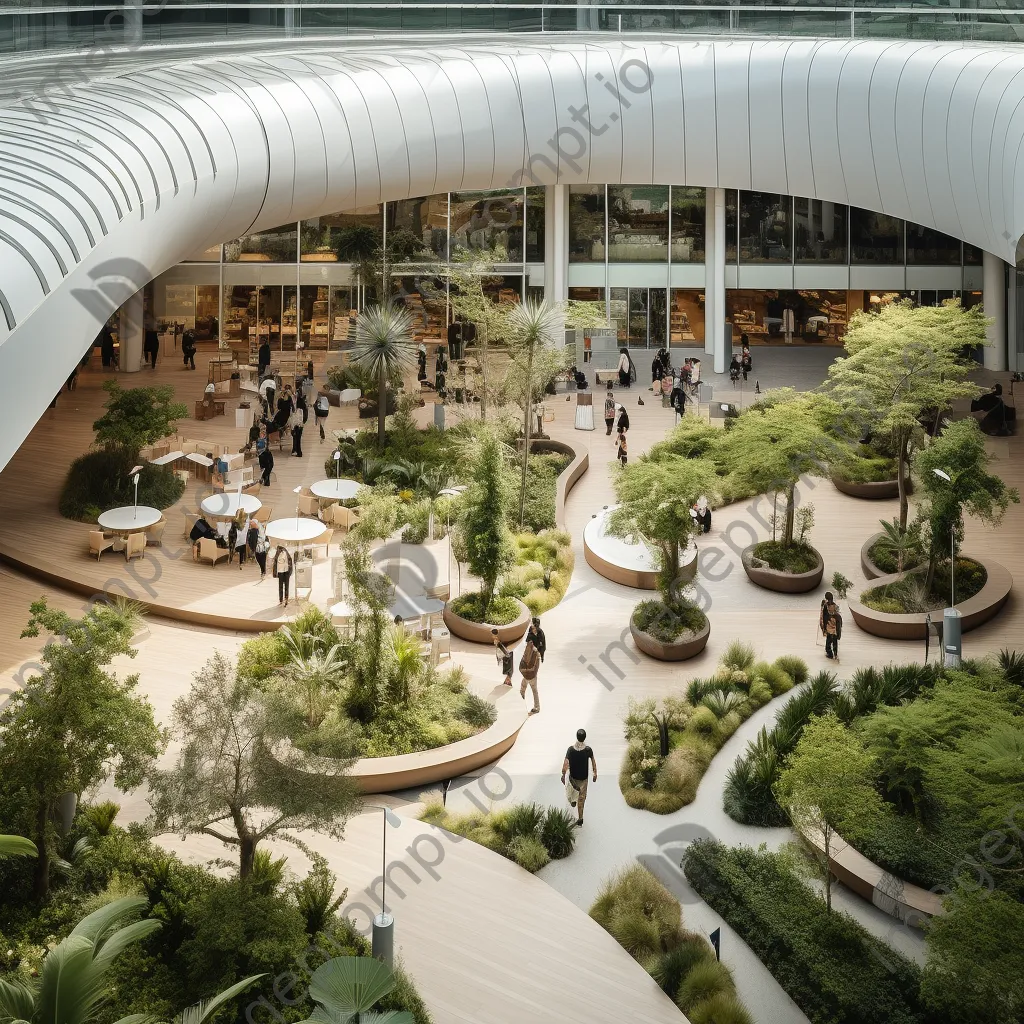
<box><xmin>2</xmin><ymin>35</ymin><xmax>1024</xmax><ymax>467</ymax></box>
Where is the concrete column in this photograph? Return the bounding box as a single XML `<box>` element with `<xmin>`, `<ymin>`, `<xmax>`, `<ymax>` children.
<box><xmin>119</xmin><ymin>290</ymin><xmax>144</xmax><ymax>373</ymax></box>
<box><xmin>983</xmin><ymin>251</ymin><xmax>1008</xmax><ymax>371</ymax></box>
<box><xmin>712</xmin><ymin>188</ymin><xmax>727</xmax><ymax>374</ymax></box>
<box><xmin>545</xmin><ymin>184</ymin><xmax>569</xmax><ymax>304</ymax></box>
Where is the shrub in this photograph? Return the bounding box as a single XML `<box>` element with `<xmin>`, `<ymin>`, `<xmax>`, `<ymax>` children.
<box><xmin>761</xmin><ymin>663</ymin><xmax>795</xmax><ymax>696</ymax></box>
<box><xmin>683</xmin><ymin>840</ymin><xmax>925</xmax><ymax>1024</ymax></box>
<box><xmin>747</xmin><ymin>679</ymin><xmax>773</xmax><ymax>708</ymax></box>
<box><xmin>688</xmin><ymin>992</ymin><xmax>755</xmax><ymax>1024</ymax></box>
<box><xmin>750</xmin><ymin>540</ymin><xmax>819</xmax><ymax>574</ymax></box>
<box><xmin>687</xmin><ymin>705</ymin><xmax>720</xmax><ymax>738</ymax></box>
<box><xmin>632</xmin><ymin>598</ymin><xmax>707</xmax><ymax>643</ymax></box>
<box><xmin>448</xmin><ymin>592</ymin><xmax>521</xmax><ymax>626</ymax></box>
<box><xmin>676</xmin><ymin>959</ymin><xmax>736</xmax><ymax>1013</ymax></box>
<box><xmin>539</xmin><ymin>807</ymin><xmax>577</xmax><ymax>859</ymax></box>
<box><xmin>650</xmin><ymin>933</ymin><xmax>715</xmax><ymax>996</ymax></box>
<box><xmin>506</xmin><ymin>834</ymin><xmax>550</xmax><ymax>873</ymax></box>
<box><xmin>720</xmin><ymin>640</ymin><xmax>756</xmax><ymax>674</ymax></box>
<box><xmin>60</xmin><ymin>451</ymin><xmax>185</xmax><ymax>523</ymax></box>
<box><xmin>774</xmin><ymin>654</ymin><xmax>809</xmax><ymax>685</ymax></box>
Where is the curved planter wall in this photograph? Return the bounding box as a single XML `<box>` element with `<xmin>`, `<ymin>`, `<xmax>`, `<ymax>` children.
<box><xmin>849</xmin><ymin>558</ymin><xmax>1012</xmax><ymax>640</ymax></box>
<box><xmin>831</xmin><ymin>475</ymin><xmax>911</xmax><ymax>501</ymax></box>
<box><xmin>741</xmin><ymin>544</ymin><xmax>824</xmax><ymax>594</ymax></box>
<box><xmin>443</xmin><ymin>599</ymin><xmax>532</xmax><ymax>645</ymax></box>
<box><xmin>529</xmin><ymin>437</ymin><xmax>589</xmax><ymax>531</ymax></box>
<box><xmin>630</xmin><ymin>617</ymin><xmax>710</xmax><ymax>661</ymax></box>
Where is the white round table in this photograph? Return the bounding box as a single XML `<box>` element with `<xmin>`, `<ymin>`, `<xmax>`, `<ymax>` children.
<box><xmin>97</xmin><ymin>505</ymin><xmax>161</xmax><ymax>533</ymax></box>
<box><xmin>311</xmin><ymin>478</ymin><xmax>361</xmax><ymax>501</ymax></box>
<box><xmin>266</xmin><ymin>518</ymin><xmax>328</xmax><ymax>544</ymax></box>
<box><xmin>201</xmin><ymin>493</ymin><xmax>263</xmax><ymax>520</ymax></box>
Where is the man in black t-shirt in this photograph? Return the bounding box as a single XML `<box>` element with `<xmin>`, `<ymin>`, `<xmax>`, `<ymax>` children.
<box><xmin>561</xmin><ymin>728</ymin><xmax>598</xmax><ymax>827</ymax></box>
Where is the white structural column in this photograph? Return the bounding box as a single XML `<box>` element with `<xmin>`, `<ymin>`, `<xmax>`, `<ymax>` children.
<box><xmin>983</xmin><ymin>251</ymin><xmax>1008</xmax><ymax>371</ymax></box>
<box><xmin>707</xmin><ymin>188</ymin><xmax>728</xmax><ymax>375</ymax></box>
<box><xmin>546</xmin><ymin>185</ymin><xmax>569</xmax><ymax>304</ymax></box>
<box><xmin>118</xmin><ymin>290</ymin><xmax>144</xmax><ymax>373</ymax></box>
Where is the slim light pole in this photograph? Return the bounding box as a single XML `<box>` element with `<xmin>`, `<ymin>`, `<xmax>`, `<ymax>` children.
<box><xmin>932</xmin><ymin>468</ymin><xmax>955</xmax><ymax>607</ymax></box>
<box><xmin>366</xmin><ymin>804</ymin><xmax>402</xmax><ymax>966</ymax></box>
<box><xmin>333</xmin><ymin>448</ymin><xmax>342</xmax><ymax>481</ymax></box>
<box><xmin>128</xmin><ymin>465</ymin><xmax>143</xmax><ymax>519</ymax></box>
<box><xmin>293</xmin><ymin>484</ymin><xmax>303</xmax><ymax>531</ymax></box>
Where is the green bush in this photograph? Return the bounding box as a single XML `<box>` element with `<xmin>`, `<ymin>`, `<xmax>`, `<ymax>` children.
<box><xmin>448</xmin><ymin>592</ymin><xmax>522</xmax><ymax>625</ymax></box>
<box><xmin>861</xmin><ymin>559</ymin><xmax>987</xmax><ymax>613</ymax></box>
<box><xmin>683</xmin><ymin>839</ymin><xmax>926</xmax><ymax>1024</ymax></box>
<box><xmin>510</xmin><ymin>528</ymin><xmax>575</xmax><ymax>615</ymax></box>
<box><xmin>676</xmin><ymin>959</ymin><xmax>736</xmax><ymax>1014</ymax></box>
<box><xmin>750</xmin><ymin>540</ymin><xmax>819</xmax><ymax>574</ymax></box>
<box><xmin>650</xmin><ymin>933</ymin><xmax>715</xmax><ymax>997</ymax></box>
<box><xmin>632</xmin><ymin>598</ymin><xmax>707</xmax><ymax>643</ymax></box>
<box><xmin>60</xmin><ymin>450</ymin><xmax>185</xmax><ymax>523</ymax></box>
<box><xmin>506</xmin><ymin>834</ymin><xmax>550</xmax><ymax>872</ymax></box>
<box><xmin>539</xmin><ymin>807</ymin><xmax>577</xmax><ymax>859</ymax></box>
<box><xmin>720</xmin><ymin>640</ymin><xmax>756</xmax><ymax>673</ymax></box>
<box><xmin>774</xmin><ymin>654</ymin><xmax>809</xmax><ymax>685</ymax></box>
<box><xmin>688</xmin><ymin>992</ymin><xmax>755</xmax><ymax>1024</ymax></box>
<box><xmin>518</xmin><ymin>452</ymin><xmax>571</xmax><ymax>532</ymax></box>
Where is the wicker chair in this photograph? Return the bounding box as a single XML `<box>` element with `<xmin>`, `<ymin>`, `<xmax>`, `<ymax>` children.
<box><xmin>88</xmin><ymin>530</ymin><xmax>114</xmax><ymax>560</ymax></box>
<box><xmin>146</xmin><ymin>517</ymin><xmax>168</xmax><ymax>547</ymax></box>
<box><xmin>197</xmin><ymin>537</ymin><xmax>229</xmax><ymax>566</ymax></box>
<box><xmin>124</xmin><ymin>532</ymin><xmax>146</xmax><ymax>562</ymax></box>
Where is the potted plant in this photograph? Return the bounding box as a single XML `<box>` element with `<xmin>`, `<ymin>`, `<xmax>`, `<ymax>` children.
<box><xmin>723</xmin><ymin>395</ymin><xmax>835</xmax><ymax>593</ymax></box>
<box><xmin>609</xmin><ymin>455</ymin><xmax>718</xmax><ymax>661</ymax></box>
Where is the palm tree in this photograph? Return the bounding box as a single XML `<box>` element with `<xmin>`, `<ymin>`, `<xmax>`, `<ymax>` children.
<box><xmin>875</xmin><ymin>516</ymin><xmax>922</xmax><ymax>574</ymax></box>
<box><xmin>298</xmin><ymin>956</ymin><xmax>414</xmax><ymax>1024</ymax></box>
<box><xmin>351</xmin><ymin>304</ymin><xmax>417</xmax><ymax>446</ymax></box>
<box><xmin>505</xmin><ymin>300</ymin><xmax>565</xmax><ymax>529</ymax></box>
<box><xmin>279</xmin><ymin>630</ymin><xmax>346</xmax><ymax>730</ymax></box>
<box><xmin>0</xmin><ymin>835</ymin><xmax>37</xmax><ymax>859</ymax></box>
<box><xmin>419</xmin><ymin>467</ymin><xmax>451</xmax><ymax>541</ymax></box>
<box><xmin>0</xmin><ymin>895</ymin><xmax>263</xmax><ymax>1024</ymax></box>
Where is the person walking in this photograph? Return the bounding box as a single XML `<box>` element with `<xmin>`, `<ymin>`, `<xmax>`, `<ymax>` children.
<box><xmin>492</xmin><ymin>629</ymin><xmax>514</xmax><ymax>686</ymax></box>
<box><xmin>248</xmin><ymin>520</ymin><xmax>268</xmax><ymax>580</ymax></box>
<box><xmin>272</xmin><ymin>545</ymin><xmax>293</xmax><ymax>607</ymax></box>
<box><xmin>615</xmin><ymin>429</ymin><xmax>628</xmax><ymax>467</ymax></box>
<box><xmin>259</xmin><ymin>374</ymin><xmax>276</xmax><ymax>417</ymax></box>
<box><xmin>313</xmin><ymin>388</ymin><xmax>330</xmax><ymax>442</ymax></box>
<box><xmin>144</xmin><ymin>327</ymin><xmax>160</xmax><ymax>368</ymax></box>
<box><xmin>258</xmin><ymin>339</ymin><xmax>272</xmax><ymax>380</ymax></box>
<box><xmin>99</xmin><ymin>324</ymin><xmax>116</xmax><ymax>368</ymax></box>
<box><xmin>822</xmin><ymin>596</ymin><xmax>843</xmax><ymax>660</ymax></box>
<box><xmin>527</xmin><ymin>616</ymin><xmax>546</xmax><ymax>662</ymax></box>
<box><xmin>182</xmin><ymin>329</ymin><xmax>197</xmax><ymax>370</ymax></box>
<box><xmin>289</xmin><ymin>397</ymin><xmax>305</xmax><ymax>457</ymax></box>
<box><xmin>518</xmin><ymin>637</ymin><xmax>541</xmax><ymax>715</ymax></box>
<box><xmin>616</xmin><ymin>403</ymin><xmax>630</xmax><ymax>435</ymax></box>
<box><xmin>818</xmin><ymin>590</ymin><xmax>834</xmax><ymax>645</ymax></box>
<box><xmin>561</xmin><ymin>728</ymin><xmax>597</xmax><ymax>827</ymax></box>
<box><xmin>617</xmin><ymin>348</ymin><xmax>632</xmax><ymax>388</ymax></box>
<box><xmin>603</xmin><ymin>385</ymin><xmax>616</xmax><ymax>436</ymax></box>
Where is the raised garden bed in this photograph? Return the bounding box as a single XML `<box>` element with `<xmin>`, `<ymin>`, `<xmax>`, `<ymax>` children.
<box><xmin>742</xmin><ymin>542</ymin><xmax>824</xmax><ymax>594</ymax></box>
<box><xmin>848</xmin><ymin>557</ymin><xmax>1012</xmax><ymax>639</ymax></box>
<box><xmin>443</xmin><ymin>597</ymin><xmax>531</xmax><ymax>644</ymax></box>
<box><xmin>630</xmin><ymin>617</ymin><xmax>710</xmax><ymax>661</ymax></box>
<box><xmin>831</xmin><ymin>475</ymin><xmax>908</xmax><ymax>500</ymax></box>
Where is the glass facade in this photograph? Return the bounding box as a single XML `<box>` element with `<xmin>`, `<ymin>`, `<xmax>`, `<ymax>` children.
<box><xmin>794</xmin><ymin>199</ymin><xmax>848</xmax><ymax>263</ymax></box>
<box><xmin>739</xmin><ymin>192</ymin><xmax>790</xmax><ymax>264</ymax></box>
<box><xmin>607</xmin><ymin>186</ymin><xmax>670</xmax><ymax>262</ymax></box>
<box><xmin>851</xmin><ymin>209</ymin><xmax>905</xmax><ymax>264</ymax></box>
<box><xmin>671</xmin><ymin>187</ymin><xmax>705</xmax><ymax>263</ymax></box>
<box><xmin>569</xmin><ymin>186</ymin><xmax>606</xmax><ymax>263</ymax></box>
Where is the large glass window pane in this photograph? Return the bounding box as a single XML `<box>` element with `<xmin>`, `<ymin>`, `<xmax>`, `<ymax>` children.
<box><xmin>794</xmin><ymin>198</ymin><xmax>848</xmax><ymax>263</ymax></box>
<box><xmin>299</xmin><ymin>286</ymin><xmax>331</xmax><ymax>352</ymax></box>
<box><xmin>965</xmin><ymin>243</ymin><xmax>983</xmax><ymax>266</ymax></box>
<box><xmin>450</xmin><ymin>190</ymin><xmax>523</xmax><ymax>261</ymax></box>
<box><xmin>393</xmin><ymin>275</ymin><xmax>447</xmax><ymax>340</ymax></box>
<box><xmin>851</xmin><ymin>209</ymin><xmax>905</xmax><ymax>264</ymax></box>
<box><xmin>225</xmin><ymin>223</ymin><xmax>297</xmax><ymax>263</ymax></box>
<box><xmin>739</xmin><ymin>192</ymin><xmax>791</xmax><ymax>263</ymax></box>
<box><xmin>386</xmin><ymin>195</ymin><xmax>448</xmax><ymax>261</ymax></box>
<box><xmin>907</xmin><ymin>222</ymin><xmax>962</xmax><ymax>265</ymax></box>
<box><xmin>671</xmin><ymin>187</ymin><xmax>705</xmax><ymax>263</ymax></box>
<box><xmin>283</xmin><ymin>286</ymin><xmax>298</xmax><ymax>352</ymax></box>
<box><xmin>195</xmin><ymin>285</ymin><xmax>219</xmax><ymax>341</ymax></box>
<box><xmin>569</xmin><ymin>185</ymin><xmax>605</xmax><ymax>263</ymax></box>
<box><xmin>607</xmin><ymin>186</ymin><xmax>669</xmax><ymax>262</ymax></box>
<box><xmin>330</xmin><ymin>287</ymin><xmax>356</xmax><ymax>349</ymax></box>
<box><xmin>670</xmin><ymin>289</ymin><xmax>705</xmax><ymax>344</ymax></box>
<box><xmin>223</xmin><ymin>286</ymin><xmax>256</xmax><ymax>356</ymax></box>
<box><xmin>301</xmin><ymin>207</ymin><xmax>382</xmax><ymax>263</ymax></box>
<box><xmin>726</xmin><ymin>190</ymin><xmax>737</xmax><ymax>263</ymax></box>
<box><xmin>525</xmin><ymin>187</ymin><xmax>545</xmax><ymax>263</ymax></box>
<box><xmin>609</xmin><ymin>286</ymin><xmax>628</xmax><ymax>343</ymax></box>
<box><xmin>259</xmin><ymin>286</ymin><xmax>282</xmax><ymax>350</ymax></box>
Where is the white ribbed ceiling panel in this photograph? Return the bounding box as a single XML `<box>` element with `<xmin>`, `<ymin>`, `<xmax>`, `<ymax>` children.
<box><xmin>4</xmin><ymin>34</ymin><xmax>1024</xmax><ymax>468</ymax></box>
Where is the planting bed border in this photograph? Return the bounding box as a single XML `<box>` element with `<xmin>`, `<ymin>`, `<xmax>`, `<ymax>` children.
<box><xmin>741</xmin><ymin>544</ymin><xmax>824</xmax><ymax>594</ymax></box>
<box><xmin>830</xmin><ymin>474</ymin><xmax>909</xmax><ymax>500</ymax></box>
<box><xmin>629</xmin><ymin>617</ymin><xmax>710</xmax><ymax>661</ymax></box>
<box><xmin>848</xmin><ymin>556</ymin><xmax>1012</xmax><ymax>639</ymax></box>
<box><xmin>443</xmin><ymin>598</ymin><xmax>532</xmax><ymax>644</ymax></box>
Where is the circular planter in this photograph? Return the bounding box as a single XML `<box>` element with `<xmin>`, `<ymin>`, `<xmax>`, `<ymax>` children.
<box><xmin>741</xmin><ymin>544</ymin><xmax>824</xmax><ymax>594</ymax></box>
<box><xmin>848</xmin><ymin>557</ymin><xmax>1012</xmax><ymax>640</ymax></box>
<box><xmin>630</xmin><ymin>616</ymin><xmax>710</xmax><ymax>662</ymax></box>
<box><xmin>583</xmin><ymin>507</ymin><xmax>697</xmax><ymax>590</ymax></box>
<box><xmin>443</xmin><ymin>598</ymin><xmax>531</xmax><ymax>645</ymax></box>
<box><xmin>831</xmin><ymin>474</ymin><xmax>910</xmax><ymax>500</ymax></box>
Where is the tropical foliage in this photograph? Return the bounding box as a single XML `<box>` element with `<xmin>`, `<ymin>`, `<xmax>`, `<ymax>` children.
<box><xmin>351</xmin><ymin>303</ymin><xmax>418</xmax><ymax>445</ymax></box>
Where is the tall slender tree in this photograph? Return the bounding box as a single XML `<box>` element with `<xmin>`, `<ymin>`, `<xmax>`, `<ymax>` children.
<box><xmin>351</xmin><ymin>303</ymin><xmax>417</xmax><ymax>446</ymax></box>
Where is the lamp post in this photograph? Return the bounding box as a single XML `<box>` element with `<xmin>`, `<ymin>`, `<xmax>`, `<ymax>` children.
<box><xmin>333</xmin><ymin>448</ymin><xmax>342</xmax><ymax>482</ymax></box>
<box><xmin>128</xmin><ymin>465</ymin><xmax>143</xmax><ymax>519</ymax></box>
<box><xmin>293</xmin><ymin>484</ymin><xmax>303</xmax><ymax>531</ymax></box>
<box><xmin>931</xmin><ymin>468</ymin><xmax>961</xmax><ymax>668</ymax></box>
<box><xmin>366</xmin><ymin>804</ymin><xmax>402</xmax><ymax>966</ymax></box>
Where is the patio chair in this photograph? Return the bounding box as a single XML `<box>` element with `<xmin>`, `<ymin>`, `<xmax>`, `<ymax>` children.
<box><xmin>312</xmin><ymin>528</ymin><xmax>334</xmax><ymax>560</ymax></box>
<box><xmin>124</xmin><ymin>532</ymin><xmax>146</xmax><ymax>563</ymax></box>
<box><xmin>146</xmin><ymin>517</ymin><xmax>168</xmax><ymax>547</ymax></box>
<box><xmin>88</xmin><ymin>530</ymin><xmax>114</xmax><ymax>561</ymax></box>
<box><xmin>183</xmin><ymin>511</ymin><xmax>200</xmax><ymax>539</ymax></box>
<box><xmin>197</xmin><ymin>537</ymin><xmax>229</xmax><ymax>566</ymax></box>
<box><xmin>298</xmin><ymin>494</ymin><xmax>319</xmax><ymax>517</ymax></box>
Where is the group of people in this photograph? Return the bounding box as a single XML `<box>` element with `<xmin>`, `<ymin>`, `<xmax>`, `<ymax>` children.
<box><xmin>729</xmin><ymin>343</ymin><xmax>754</xmax><ymax>383</ymax></box>
<box><xmin>602</xmin><ymin>383</ymin><xmax>632</xmax><ymax>466</ymax></box>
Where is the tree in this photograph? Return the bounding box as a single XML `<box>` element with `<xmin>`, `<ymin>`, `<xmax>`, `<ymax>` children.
<box><xmin>459</xmin><ymin>431</ymin><xmax>516</xmax><ymax>617</ymax></box>
<box><xmin>921</xmin><ymin>887</ymin><xmax>1024</xmax><ymax>1024</ymax></box>
<box><xmin>0</xmin><ymin>599</ymin><xmax>164</xmax><ymax>899</ymax></box>
<box><xmin>0</xmin><ymin>895</ymin><xmax>263</xmax><ymax>1024</ymax></box>
<box><xmin>774</xmin><ymin>713</ymin><xmax>883</xmax><ymax>913</ymax></box>
<box><xmin>351</xmin><ymin>303</ymin><xmax>417</xmax><ymax>446</ymax></box>
<box><xmin>278</xmin><ymin>628</ymin><xmax>346</xmax><ymax>730</ymax></box>
<box><xmin>438</xmin><ymin>244</ymin><xmax>512</xmax><ymax>421</ymax></box>
<box><xmin>504</xmin><ymin>299</ymin><xmax>566</xmax><ymax>528</ymax></box>
<box><xmin>822</xmin><ymin>300</ymin><xmax>984</xmax><ymax>531</ymax></box>
<box><xmin>147</xmin><ymin>653</ymin><xmax>361</xmax><ymax>880</ymax></box>
<box><xmin>609</xmin><ymin>456</ymin><xmax>720</xmax><ymax>601</ymax></box>
<box><xmin>721</xmin><ymin>395</ymin><xmax>838</xmax><ymax>547</ymax></box>
<box><xmin>93</xmin><ymin>379</ymin><xmax>188</xmax><ymax>471</ymax></box>
<box><xmin>299</xmin><ymin>956</ymin><xmax>415</xmax><ymax>1024</ymax></box>
<box><xmin>914</xmin><ymin>417</ymin><xmax>1018</xmax><ymax>596</ymax></box>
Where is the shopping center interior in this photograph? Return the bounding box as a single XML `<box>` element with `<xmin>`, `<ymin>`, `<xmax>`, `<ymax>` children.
<box><xmin>1</xmin><ymin>25</ymin><xmax>1024</xmax><ymax>1024</ymax></box>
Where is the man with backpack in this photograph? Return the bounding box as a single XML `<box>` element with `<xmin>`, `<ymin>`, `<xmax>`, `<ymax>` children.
<box><xmin>519</xmin><ymin>637</ymin><xmax>541</xmax><ymax>716</ymax></box>
<box><xmin>313</xmin><ymin>389</ymin><xmax>330</xmax><ymax>443</ymax></box>
<box><xmin>821</xmin><ymin>595</ymin><xmax>843</xmax><ymax>660</ymax></box>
